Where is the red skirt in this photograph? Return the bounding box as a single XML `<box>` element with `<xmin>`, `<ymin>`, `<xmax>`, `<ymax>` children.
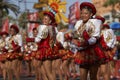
<box><xmin>6</xmin><ymin>52</ymin><xmax>21</xmax><ymax>61</ymax></box>
<box><xmin>35</xmin><ymin>47</ymin><xmax>53</xmax><ymax>60</ymax></box>
<box><xmin>0</xmin><ymin>53</ymin><xmax>7</xmax><ymax>62</ymax></box>
<box><xmin>52</xmin><ymin>45</ymin><xmax>62</xmax><ymax>59</ymax></box>
<box><xmin>62</xmin><ymin>50</ymin><xmax>74</xmax><ymax>60</ymax></box>
<box><xmin>104</xmin><ymin>48</ymin><xmax>116</xmax><ymax>62</ymax></box>
<box><xmin>74</xmin><ymin>48</ymin><xmax>101</xmax><ymax>66</ymax></box>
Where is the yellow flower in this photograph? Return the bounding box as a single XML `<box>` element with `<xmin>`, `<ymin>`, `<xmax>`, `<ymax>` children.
<box><xmin>34</xmin><ymin>0</ymin><xmax>68</xmax><ymax>23</ymax></box>
<box><xmin>48</xmin><ymin>0</ymin><xmax>68</xmax><ymax>23</ymax></box>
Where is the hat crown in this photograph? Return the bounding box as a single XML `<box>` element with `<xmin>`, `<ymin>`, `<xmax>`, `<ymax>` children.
<box><xmin>103</xmin><ymin>24</ymin><xmax>110</xmax><ymax>29</ymax></box>
<box><xmin>80</xmin><ymin>2</ymin><xmax>96</xmax><ymax>16</ymax></box>
<box><xmin>43</xmin><ymin>11</ymin><xmax>55</xmax><ymax>24</ymax></box>
<box><xmin>44</xmin><ymin>11</ymin><xmax>55</xmax><ymax>18</ymax></box>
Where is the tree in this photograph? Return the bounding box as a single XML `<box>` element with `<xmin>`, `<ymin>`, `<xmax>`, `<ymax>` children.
<box><xmin>18</xmin><ymin>12</ymin><xmax>28</xmax><ymax>29</ymax></box>
<box><xmin>104</xmin><ymin>0</ymin><xmax>120</xmax><ymax>21</ymax></box>
<box><xmin>0</xmin><ymin>0</ymin><xmax>19</xmax><ymax>27</ymax></box>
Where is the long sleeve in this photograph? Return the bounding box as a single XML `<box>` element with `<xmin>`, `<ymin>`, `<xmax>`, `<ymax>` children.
<box><xmin>13</xmin><ymin>34</ymin><xmax>23</xmax><ymax>52</ymax></box>
<box><xmin>15</xmin><ymin>34</ymin><xmax>23</xmax><ymax>47</ymax></box>
<box><xmin>74</xmin><ymin>20</ymin><xmax>82</xmax><ymax>30</ymax></box>
<box><xmin>105</xmin><ymin>29</ymin><xmax>115</xmax><ymax>48</ymax></box>
<box><xmin>86</xmin><ymin>19</ymin><xmax>102</xmax><ymax>45</ymax></box>
<box><xmin>56</xmin><ymin>32</ymin><xmax>64</xmax><ymax>45</ymax></box>
<box><xmin>35</xmin><ymin>25</ymin><xmax>48</xmax><ymax>42</ymax></box>
<box><xmin>111</xmin><ymin>35</ymin><xmax>117</xmax><ymax>48</ymax></box>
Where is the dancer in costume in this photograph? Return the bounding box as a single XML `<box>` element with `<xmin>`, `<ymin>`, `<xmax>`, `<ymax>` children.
<box><xmin>24</xmin><ymin>27</ymin><xmax>39</xmax><ymax>79</ymax></box>
<box><xmin>26</xmin><ymin>11</ymin><xmax>56</xmax><ymax>80</ymax></box>
<box><xmin>71</xmin><ymin>2</ymin><xmax>105</xmax><ymax>80</ymax></box>
<box><xmin>98</xmin><ymin>24</ymin><xmax>116</xmax><ymax>80</ymax></box>
<box><xmin>0</xmin><ymin>31</ymin><xmax>9</xmax><ymax>80</ymax></box>
<box><xmin>6</xmin><ymin>24</ymin><xmax>22</xmax><ymax>80</ymax></box>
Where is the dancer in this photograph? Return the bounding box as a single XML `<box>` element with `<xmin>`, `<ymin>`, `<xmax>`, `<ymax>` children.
<box><xmin>0</xmin><ymin>31</ymin><xmax>9</xmax><ymax>80</ymax></box>
<box><xmin>6</xmin><ymin>24</ymin><xmax>22</xmax><ymax>80</ymax></box>
<box><xmin>98</xmin><ymin>24</ymin><xmax>116</xmax><ymax>80</ymax></box>
<box><xmin>26</xmin><ymin>11</ymin><xmax>56</xmax><ymax>80</ymax></box>
<box><xmin>72</xmin><ymin>2</ymin><xmax>105</xmax><ymax>80</ymax></box>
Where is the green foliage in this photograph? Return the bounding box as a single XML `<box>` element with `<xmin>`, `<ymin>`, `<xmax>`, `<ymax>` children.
<box><xmin>18</xmin><ymin>12</ymin><xmax>28</xmax><ymax>29</ymax></box>
<box><xmin>103</xmin><ymin>0</ymin><xmax>120</xmax><ymax>20</ymax></box>
<box><xmin>104</xmin><ymin>0</ymin><xmax>120</xmax><ymax>7</ymax></box>
<box><xmin>0</xmin><ymin>0</ymin><xmax>20</xmax><ymax>27</ymax></box>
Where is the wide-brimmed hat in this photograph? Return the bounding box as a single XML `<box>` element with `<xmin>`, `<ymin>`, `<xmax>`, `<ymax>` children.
<box><xmin>10</xmin><ymin>24</ymin><xmax>19</xmax><ymax>33</ymax></box>
<box><xmin>80</xmin><ymin>2</ymin><xmax>96</xmax><ymax>16</ymax></box>
<box><xmin>95</xmin><ymin>16</ymin><xmax>105</xmax><ymax>23</ymax></box>
<box><xmin>43</xmin><ymin>11</ymin><xmax>55</xmax><ymax>23</ymax></box>
<box><xmin>103</xmin><ymin>24</ymin><xmax>110</xmax><ymax>29</ymax></box>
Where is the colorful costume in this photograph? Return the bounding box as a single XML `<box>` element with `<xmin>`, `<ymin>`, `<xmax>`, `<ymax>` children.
<box><xmin>74</xmin><ymin>19</ymin><xmax>106</xmax><ymax>66</ymax></box>
<box><xmin>100</xmin><ymin>24</ymin><xmax>116</xmax><ymax>62</ymax></box>
<box><xmin>6</xmin><ymin>25</ymin><xmax>23</xmax><ymax>60</ymax></box>
<box><xmin>56</xmin><ymin>30</ymin><xmax>74</xmax><ymax>60</ymax></box>
<box><xmin>0</xmin><ymin>32</ymin><xmax>8</xmax><ymax>62</ymax></box>
<box><xmin>26</xmin><ymin>25</ymin><xmax>54</xmax><ymax>60</ymax></box>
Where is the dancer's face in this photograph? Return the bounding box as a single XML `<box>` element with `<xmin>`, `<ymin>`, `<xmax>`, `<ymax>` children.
<box><xmin>80</xmin><ymin>8</ymin><xmax>93</xmax><ymax>23</ymax></box>
<box><xmin>42</xmin><ymin>15</ymin><xmax>51</xmax><ymax>25</ymax></box>
<box><xmin>9</xmin><ymin>28</ymin><xmax>16</xmax><ymax>36</ymax></box>
<box><xmin>33</xmin><ymin>29</ymin><xmax>38</xmax><ymax>37</ymax></box>
<box><xmin>2</xmin><ymin>34</ymin><xmax>7</xmax><ymax>40</ymax></box>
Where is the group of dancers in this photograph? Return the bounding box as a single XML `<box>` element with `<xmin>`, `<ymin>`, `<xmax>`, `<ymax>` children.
<box><xmin>0</xmin><ymin>2</ymin><xmax>117</xmax><ymax>80</ymax></box>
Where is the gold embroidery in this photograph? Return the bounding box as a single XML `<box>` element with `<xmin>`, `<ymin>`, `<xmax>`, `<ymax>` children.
<box><xmin>41</xmin><ymin>27</ymin><xmax>48</xmax><ymax>39</ymax></box>
<box><xmin>87</xmin><ymin>21</ymin><xmax>95</xmax><ymax>36</ymax></box>
<box><xmin>0</xmin><ymin>40</ymin><xmax>6</xmax><ymax>53</ymax></box>
<box><xmin>75</xmin><ymin>23</ymin><xmax>85</xmax><ymax>42</ymax></box>
<box><xmin>25</xmin><ymin>42</ymin><xmax>38</xmax><ymax>52</ymax></box>
<box><xmin>77</xmin><ymin>23</ymin><xmax>85</xmax><ymax>36</ymax></box>
<box><xmin>7</xmin><ymin>36</ymin><xmax>16</xmax><ymax>52</ymax></box>
<box><xmin>0</xmin><ymin>40</ymin><xmax>5</xmax><ymax>48</ymax></box>
<box><xmin>106</xmin><ymin>31</ymin><xmax>112</xmax><ymax>42</ymax></box>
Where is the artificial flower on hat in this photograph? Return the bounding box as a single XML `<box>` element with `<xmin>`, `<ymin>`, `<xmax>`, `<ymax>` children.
<box><xmin>34</xmin><ymin>0</ymin><xmax>68</xmax><ymax>24</ymax></box>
